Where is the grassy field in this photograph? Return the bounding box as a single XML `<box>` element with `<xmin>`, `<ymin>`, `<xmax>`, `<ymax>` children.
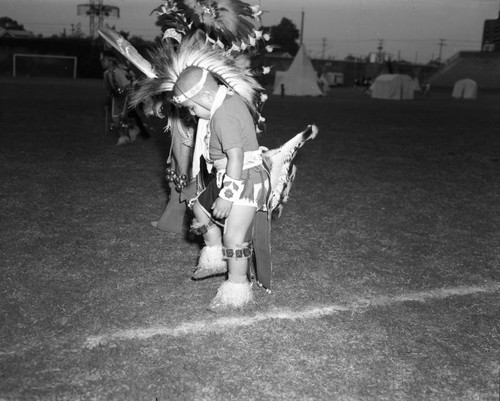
<box><xmin>0</xmin><ymin>77</ymin><xmax>499</xmax><ymax>401</ymax></box>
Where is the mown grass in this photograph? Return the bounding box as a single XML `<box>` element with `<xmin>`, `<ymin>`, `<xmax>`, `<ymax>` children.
<box><xmin>0</xmin><ymin>78</ymin><xmax>499</xmax><ymax>400</ymax></box>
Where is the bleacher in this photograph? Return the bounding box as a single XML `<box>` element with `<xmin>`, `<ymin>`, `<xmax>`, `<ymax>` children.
<box><xmin>429</xmin><ymin>51</ymin><xmax>500</xmax><ymax>89</ymax></box>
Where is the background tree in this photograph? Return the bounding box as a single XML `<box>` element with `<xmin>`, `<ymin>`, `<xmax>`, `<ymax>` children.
<box><xmin>266</xmin><ymin>17</ymin><xmax>299</xmax><ymax>56</ymax></box>
<box><xmin>0</xmin><ymin>17</ymin><xmax>25</xmax><ymax>31</ymax></box>
<box><xmin>69</xmin><ymin>23</ymin><xmax>85</xmax><ymax>38</ymax></box>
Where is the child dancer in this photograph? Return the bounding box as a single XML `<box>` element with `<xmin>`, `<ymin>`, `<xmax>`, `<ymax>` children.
<box><xmin>173</xmin><ymin>66</ymin><xmax>270</xmax><ymax>311</ymax></box>
<box><xmin>102</xmin><ymin>2</ymin><xmax>317</xmax><ymax>312</ymax></box>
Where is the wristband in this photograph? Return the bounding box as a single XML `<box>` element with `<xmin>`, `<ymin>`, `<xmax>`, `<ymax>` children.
<box><xmin>219</xmin><ymin>174</ymin><xmax>244</xmax><ymax>202</ymax></box>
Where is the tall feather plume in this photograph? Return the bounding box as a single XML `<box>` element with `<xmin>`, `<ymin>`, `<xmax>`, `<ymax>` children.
<box><xmin>98</xmin><ymin>28</ymin><xmax>157</xmax><ymax>79</ymax></box>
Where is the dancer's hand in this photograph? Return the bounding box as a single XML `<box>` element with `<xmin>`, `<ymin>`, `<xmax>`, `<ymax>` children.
<box><xmin>211</xmin><ymin>197</ymin><xmax>232</xmax><ymax>220</ymax></box>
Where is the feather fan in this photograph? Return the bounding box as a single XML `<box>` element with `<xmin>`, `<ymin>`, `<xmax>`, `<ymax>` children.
<box><xmin>262</xmin><ymin>125</ymin><xmax>319</xmax><ymax>217</ymax></box>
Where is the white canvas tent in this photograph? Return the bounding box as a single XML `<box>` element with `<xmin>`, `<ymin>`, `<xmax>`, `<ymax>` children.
<box><xmin>272</xmin><ymin>45</ymin><xmax>323</xmax><ymax>96</ymax></box>
<box><xmin>370</xmin><ymin>74</ymin><xmax>415</xmax><ymax>100</ymax></box>
<box><xmin>451</xmin><ymin>79</ymin><xmax>477</xmax><ymax>99</ymax></box>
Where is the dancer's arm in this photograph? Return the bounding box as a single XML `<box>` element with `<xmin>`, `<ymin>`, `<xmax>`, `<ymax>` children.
<box><xmin>211</xmin><ymin>147</ymin><xmax>243</xmax><ymax>219</ymax></box>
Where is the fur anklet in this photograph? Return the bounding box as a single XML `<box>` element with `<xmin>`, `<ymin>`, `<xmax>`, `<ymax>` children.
<box><xmin>208</xmin><ymin>280</ymin><xmax>254</xmax><ymax>312</ymax></box>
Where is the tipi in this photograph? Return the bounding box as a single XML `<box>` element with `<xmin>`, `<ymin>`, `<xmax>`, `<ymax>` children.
<box><xmin>272</xmin><ymin>44</ymin><xmax>323</xmax><ymax>96</ymax></box>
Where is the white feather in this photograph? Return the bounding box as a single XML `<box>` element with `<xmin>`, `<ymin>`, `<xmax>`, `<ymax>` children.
<box><xmin>98</xmin><ymin>28</ymin><xmax>157</xmax><ymax>79</ymax></box>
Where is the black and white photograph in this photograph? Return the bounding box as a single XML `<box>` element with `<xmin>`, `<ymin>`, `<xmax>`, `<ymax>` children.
<box><xmin>1</xmin><ymin>1</ymin><xmax>499</xmax><ymax>400</ymax></box>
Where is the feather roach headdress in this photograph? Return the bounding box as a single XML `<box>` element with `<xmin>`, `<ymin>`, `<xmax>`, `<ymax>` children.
<box><xmin>131</xmin><ymin>32</ymin><xmax>265</xmax><ymax>123</ymax></box>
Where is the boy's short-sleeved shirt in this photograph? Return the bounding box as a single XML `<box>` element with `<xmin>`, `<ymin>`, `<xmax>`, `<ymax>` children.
<box><xmin>209</xmin><ymin>93</ymin><xmax>259</xmax><ymax>160</ymax></box>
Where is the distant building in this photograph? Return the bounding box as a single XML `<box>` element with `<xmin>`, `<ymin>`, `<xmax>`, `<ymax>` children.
<box><xmin>482</xmin><ymin>11</ymin><xmax>500</xmax><ymax>52</ymax></box>
<box><xmin>0</xmin><ymin>27</ymin><xmax>34</xmax><ymax>39</ymax></box>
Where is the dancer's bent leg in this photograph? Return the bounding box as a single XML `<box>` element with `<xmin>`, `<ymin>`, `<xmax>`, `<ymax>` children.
<box><xmin>191</xmin><ymin>201</ymin><xmax>226</xmax><ymax>279</ymax></box>
<box><xmin>208</xmin><ymin>204</ymin><xmax>256</xmax><ymax>311</ymax></box>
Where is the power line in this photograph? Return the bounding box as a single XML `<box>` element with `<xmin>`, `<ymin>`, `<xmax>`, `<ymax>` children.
<box><xmin>304</xmin><ymin>37</ymin><xmax>480</xmax><ymax>44</ymax></box>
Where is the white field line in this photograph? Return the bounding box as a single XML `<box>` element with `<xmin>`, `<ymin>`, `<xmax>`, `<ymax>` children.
<box><xmin>84</xmin><ymin>282</ymin><xmax>500</xmax><ymax>349</ymax></box>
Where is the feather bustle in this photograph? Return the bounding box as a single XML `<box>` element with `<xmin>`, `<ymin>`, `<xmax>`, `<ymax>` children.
<box><xmin>154</xmin><ymin>0</ymin><xmax>266</xmax><ymax>52</ymax></box>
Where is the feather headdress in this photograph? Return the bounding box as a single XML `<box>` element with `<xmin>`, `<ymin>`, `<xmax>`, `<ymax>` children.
<box><xmin>152</xmin><ymin>0</ymin><xmax>269</xmax><ymax>53</ymax></box>
<box><xmin>131</xmin><ymin>32</ymin><xmax>264</xmax><ymax>121</ymax></box>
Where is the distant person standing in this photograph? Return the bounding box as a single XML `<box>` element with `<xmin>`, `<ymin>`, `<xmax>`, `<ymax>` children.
<box><xmin>318</xmin><ymin>73</ymin><xmax>329</xmax><ymax>95</ymax></box>
<box><xmin>101</xmin><ymin>51</ymin><xmax>148</xmax><ymax>145</ymax></box>
<box><xmin>423</xmin><ymin>82</ymin><xmax>431</xmax><ymax>96</ymax></box>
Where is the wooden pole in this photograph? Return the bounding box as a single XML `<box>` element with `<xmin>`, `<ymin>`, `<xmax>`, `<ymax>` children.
<box><xmin>300</xmin><ymin>10</ymin><xmax>304</xmax><ymax>46</ymax></box>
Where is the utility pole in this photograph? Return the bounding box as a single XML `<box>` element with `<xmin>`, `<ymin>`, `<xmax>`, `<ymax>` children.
<box><xmin>321</xmin><ymin>37</ymin><xmax>327</xmax><ymax>59</ymax></box>
<box><xmin>437</xmin><ymin>38</ymin><xmax>446</xmax><ymax>62</ymax></box>
<box><xmin>377</xmin><ymin>39</ymin><xmax>384</xmax><ymax>63</ymax></box>
<box><xmin>300</xmin><ymin>9</ymin><xmax>305</xmax><ymax>46</ymax></box>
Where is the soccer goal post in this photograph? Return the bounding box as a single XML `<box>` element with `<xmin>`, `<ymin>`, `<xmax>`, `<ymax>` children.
<box><xmin>13</xmin><ymin>53</ymin><xmax>78</xmax><ymax>79</ymax></box>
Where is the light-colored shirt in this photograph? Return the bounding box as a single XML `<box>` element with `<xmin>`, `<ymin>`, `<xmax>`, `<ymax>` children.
<box><xmin>209</xmin><ymin>93</ymin><xmax>259</xmax><ymax>160</ymax></box>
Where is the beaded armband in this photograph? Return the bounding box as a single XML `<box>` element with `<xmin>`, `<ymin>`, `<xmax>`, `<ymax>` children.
<box><xmin>219</xmin><ymin>174</ymin><xmax>244</xmax><ymax>202</ymax></box>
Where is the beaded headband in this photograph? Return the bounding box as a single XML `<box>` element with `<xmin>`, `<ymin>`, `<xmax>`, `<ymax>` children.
<box><xmin>172</xmin><ymin>69</ymin><xmax>209</xmax><ymax>104</ymax></box>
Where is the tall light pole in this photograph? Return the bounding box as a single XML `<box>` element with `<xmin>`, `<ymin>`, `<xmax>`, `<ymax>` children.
<box><xmin>77</xmin><ymin>0</ymin><xmax>120</xmax><ymax>38</ymax></box>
